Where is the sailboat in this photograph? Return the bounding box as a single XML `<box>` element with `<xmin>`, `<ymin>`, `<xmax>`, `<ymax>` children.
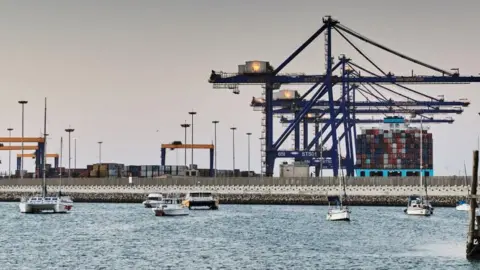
<box><xmin>326</xmin><ymin>144</ymin><xmax>351</xmax><ymax>221</ymax></box>
<box><xmin>19</xmin><ymin>97</ymin><xmax>72</xmax><ymax>214</ymax></box>
<box><xmin>456</xmin><ymin>162</ymin><xmax>471</xmax><ymax>211</ymax></box>
<box><xmin>404</xmin><ymin>119</ymin><xmax>433</xmax><ymax>216</ymax></box>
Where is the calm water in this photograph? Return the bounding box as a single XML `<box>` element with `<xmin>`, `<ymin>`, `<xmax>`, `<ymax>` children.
<box><xmin>0</xmin><ymin>202</ymin><xmax>479</xmax><ymax>269</ymax></box>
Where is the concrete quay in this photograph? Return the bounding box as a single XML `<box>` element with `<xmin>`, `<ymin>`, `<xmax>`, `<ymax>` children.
<box><xmin>0</xmin><ymin>176</ymin><xmax>469</xmax><ymax>206</ymax></box>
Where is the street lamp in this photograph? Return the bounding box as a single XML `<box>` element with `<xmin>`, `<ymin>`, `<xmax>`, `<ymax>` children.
<box><xmin>74</xmin><ymin>138</ymin><xmax>77</xmax><ymax>170</ymax></box>
<box><xmin>231</xmin><ymin>127</ymin><xmax>237</xmax><ymax>173</ymax></box>
<box><xmin>188</xmin><ymin>111</ymin><xmax>197</xmax><ymax>168</ymax></box>
<box><xmin>212</xmin><ymin>120</ymin><xmax>219</xmax><ymax>177</ymax></box>
<box><xmin>259</xmin><ymin>137</ymin><xmax>264</xmax><ymax>177</ymax></box>
<box><xmin>7</xmin><ymin>128</ymin><xmax>13</xmax><ymax>178</ymax></box>
<box><xmin>65</xmin><ymin>128</ymin><xmax>74</xmax><ymax>178</ymax></box>
<box><xmin>246</xmin><ymin>132</ymin><xmax>252</xmax><ymax>174</ymax></box>
<box><xmin>98</xmin><ymin>141</ymin><xmax>103</xmax><ymax>165</ymax></box>
<box><xmin>18</xmin><ymin>100</ymin><xmax>28</xmax><ymax>179</ymax></box>
<box><xmin>180</xmin><ymin>121</ymin><xmax>190</xmax><ymax>168</ymax></box>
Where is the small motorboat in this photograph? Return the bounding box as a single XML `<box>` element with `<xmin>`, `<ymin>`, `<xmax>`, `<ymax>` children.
<box><xmin>404</xmin><ymin>195</ymin><xmax>432</xmax><ymax>216</ymax></box>
<box><xmin>142</xmin><ymin>193</ymin><xmax>163</xmax><ymax>208</ymax></box>
<box><xmin>456</xmin><ymin>200</ymin><xmax>471</xmax><ymax>211</ymax></box>
<box><xmin>152</xmin><ymin>196</ymin><xmax>189</xmax><ymax>217</ymax></box>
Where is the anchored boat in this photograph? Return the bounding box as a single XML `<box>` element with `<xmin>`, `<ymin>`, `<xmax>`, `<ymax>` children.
<box><xmin>404</xmin><ymin>195</ymin><xmax>432</xmax><ymax>216</ymax></box>
<box><xmin>152</xmin><ymin>195</ymin><xmax>189</xmax><ymax>217</ymax></box>
<box><xmin>142</xmin><ymin>193</ymin><xmax>164</xmax><ymax>208</ymax></box>
<box><xmin>326</xmin><ymin>144</ymin><xmax>351</xmax><ymax>221</ymax></box>
<box><xmin>19</xmin><ymin>98</ymin><xmax>73</xmax><ymax>214</ymax></box>
<box><xmin>182</xmin><ymin>192</ymin><xmax>219</xmax><ymax>210</ymax></box>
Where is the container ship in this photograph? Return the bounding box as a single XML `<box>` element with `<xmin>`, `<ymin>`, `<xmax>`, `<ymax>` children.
<box><xmin>355</xmin><ymin>116</ymin><xmax>433</xmax><ymax>177</ymax></box>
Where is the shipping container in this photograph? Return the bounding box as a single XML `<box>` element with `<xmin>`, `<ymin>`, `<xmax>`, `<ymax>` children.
<box><xmin>356</xmin><ymin>117</ymin><xmax>433</xmax><ymax>173</ymax></box>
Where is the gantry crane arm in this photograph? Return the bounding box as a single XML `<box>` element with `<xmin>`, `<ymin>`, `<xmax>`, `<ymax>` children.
<box><xmin>334</xmin><ymin>23</ymin><xmax>455</xmax><ymax>76</ymax></box>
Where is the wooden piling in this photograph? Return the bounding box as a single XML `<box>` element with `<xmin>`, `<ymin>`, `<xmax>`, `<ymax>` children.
<box><xmin>467</xmin><ymin>150</ymin><xmax>479</xmax><ymax>260</ymax></box>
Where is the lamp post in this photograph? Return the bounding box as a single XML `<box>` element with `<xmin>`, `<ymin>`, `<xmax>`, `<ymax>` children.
<box><xmin>74</xmin><ymin>138</ymin><xmax>77</xmax><ymax>170</ymax></box>
<box><xmin>65</xmin><ymin>128</ymin><xmax>74</xmax><ymax>178</ymax></box>
<box><xmin>98</xmin><ymin>141</ymin><xmax>103</xmax><ymax>165</ymax></box>
<box><xmin>7</xmin><ymin>128</ymin><xmax>13</xmax><ymax>178</ymax></box>
<box><xmin>18</xmin><ymin>100</ymin><xmax>28</xmax><ymax>179</ymax></box>
<box><xmin>188</xmin><ymin>111</ymin><xmax>197</xmax><ymax>168</ymax></box>
<box><xmin>259</xmin><ymin>137</ymin><xmax>264</xmax><ymax>178</ymax></box>
<box><xmin>246</xmin><ymin>132</ymin><xmax>252</xmax><ymax>173</ymax></box>
<box><xmin>231</xmin><ymin>127</ymin><xmax>237</xmax><ymax>173</ymax></box>
<box><xmin>180</xmin><ymin>122</ymin><xmax>190</xmax><ymax>168</ymax></box>
<box><xmin>212</xmin><ymin>120</ymin><xmax>219</xmax><ymax>177</ymax></box>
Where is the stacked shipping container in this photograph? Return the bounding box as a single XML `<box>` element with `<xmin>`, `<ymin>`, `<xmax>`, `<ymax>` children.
<box><xmin>355</xmin><ymin>118</ymin><xmax>433</xmax><ymax>176</ymax></box>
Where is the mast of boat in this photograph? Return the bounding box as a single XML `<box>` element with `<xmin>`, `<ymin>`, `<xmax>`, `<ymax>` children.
<box><xmin>420</xmin><ymin>117</ymin><xmax>429</xmax><ymax>202</ymax></box>
<box><xmin>464</xmin><ymin>161</ymin><xmax>469</xmax><ymax>197</ymax></box>
<box><xmin>337</xmin><ymin>142</ymin><xmax>346</xmax><ymax>206</ymax></box>
<box><xmin>42</xmin><ymin>97</ymin><xmax>48</xmax><ymax>198</ymax></box>
<box><xmin>59</xmin><ymin>136</ymin><xmax>63</xmax><ymax>194</ymax></box>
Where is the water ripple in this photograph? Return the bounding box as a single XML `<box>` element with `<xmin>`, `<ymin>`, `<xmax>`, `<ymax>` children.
<box><xmin>1</xmin><ymin>203</ymin><xmax>480</xmax><ymax>269</ymax></box>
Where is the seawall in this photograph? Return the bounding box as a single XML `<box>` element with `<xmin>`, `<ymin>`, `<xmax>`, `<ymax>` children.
<box><xmin>0</xmin><ymin>182</ymin><xmax>467</xmax><ymax>207</ymax></box>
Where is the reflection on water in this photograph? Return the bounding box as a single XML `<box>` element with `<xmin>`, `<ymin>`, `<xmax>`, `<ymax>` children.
<box><xmin>0</xmin><ymin>203</ymin><xmax>479</xmax><ymax>269</ymax></box>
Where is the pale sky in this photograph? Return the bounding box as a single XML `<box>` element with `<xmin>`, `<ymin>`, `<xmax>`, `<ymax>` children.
<box><xmin>0</xmin><ymin>0</ymin><xmax>478</xmax><ymax>176</ymax></box>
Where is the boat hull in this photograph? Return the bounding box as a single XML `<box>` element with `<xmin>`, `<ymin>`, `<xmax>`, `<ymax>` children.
<box><xmin>143</xmin><ymin>201</ymin><xmax>162</xmax><ymax>208</ymax></box>
<box><xmin>405</xmin><ymin>207</ymin><xmax>431</xmax><ymax>216</ymax></box>
<box><xmin>456</xmin><ymin>203</ymin><xmax>471</xmax><ymax>211</ymax></box>
<box><xmin>326</xmin><ymin>209</ymin><xmax>350</xmax><ymax>221</ymax></box>
<box><xmin>152</xmin><ymin>207</ymin><xmax>189</xmax><ymax>217</ymax></box>
<box><xmin>19</xmin><ymin>202</ymin><xmax>71</xmax><ymax>214</ymax></box>
<box><xmin>183</xmin><ymin>199</ymin><xmax>219</xmax><ymax>210</ymax></box>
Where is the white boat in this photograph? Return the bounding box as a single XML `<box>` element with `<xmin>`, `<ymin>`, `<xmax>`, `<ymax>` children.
<box><xmin>142</xmin><ymin>193</ymin><xmax>164</xmax><ymax>208</ymax></box>
<box><xmin>152</xmin><ymin>196</ymin><xmax>189</xmax><ymax>217</ymax></box>
<box><xmin>19</xmin><ymin>98</ymin><xmax>73</xmax><ymax>214</ymax></box>
<box><xmin>19</xmin><ymin>196</ymin><xmax>72</xmax><ymax>213</ymax></box>
<box><xmin>326</xmin><ymin>196</ymin><xmax>351</xmax><ymax>221</ymax></box>
<box><xmin>404</xmin><ymin>119</ymin><xmax>433</xmax><ymax>216</ymax></box>
<box><xmin>182</xmin><ymin>192</ymin><xmax>219</xmax><ymax>210</ymax></box>
<box><xmin>404</xmin><ymin>195</ymin><xmax>432</xmax><ymax>216</ymax></box>
<box><xmin>456</xmin><ymin>200</ymin><xmax>471</xmax><ymax>211</ymax></box>
<box><xmin>456</xmin><ymin>162</ymin><xmax>471</xmax><ymax>211</ymax></box>
<box><xmin>326</xmin><ymin>144</ymin><xmax>350</xmax><ymax>221</ymax></box>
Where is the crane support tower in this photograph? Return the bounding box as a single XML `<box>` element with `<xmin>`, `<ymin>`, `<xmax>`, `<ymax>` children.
<box><xmin>208</xmin><ymin>15</ymin><xmax>480</xmax><ymax>177</ymax></box>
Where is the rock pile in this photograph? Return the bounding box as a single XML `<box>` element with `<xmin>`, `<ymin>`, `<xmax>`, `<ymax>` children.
<box><xmin>0</xmin><ymin>191</ymin><xmax>462</xmax><ymax>207</ymax></box>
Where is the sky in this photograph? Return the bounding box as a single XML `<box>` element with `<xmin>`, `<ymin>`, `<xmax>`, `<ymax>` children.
<box><xmin>0</xmin><ymin>0</ymin><xmax>479</xmax><ymax>176</ymax></box>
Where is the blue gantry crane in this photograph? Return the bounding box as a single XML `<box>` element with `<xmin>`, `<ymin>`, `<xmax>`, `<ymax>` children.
<box><xmin>208</xmin><ymin>15</ymin><xmax>480</xmax><ymax>177</ymax></box>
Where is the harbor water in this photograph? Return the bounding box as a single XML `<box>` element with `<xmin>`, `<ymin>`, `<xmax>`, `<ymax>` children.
<box><xmin>0</xmin><ymin>202</ymin><xmax>478</xmax><ymax>269</ymax></box>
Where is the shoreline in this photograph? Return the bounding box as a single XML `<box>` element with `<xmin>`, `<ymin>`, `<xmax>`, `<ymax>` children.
<box><xmin>0</xmin><ymin>192</ymin><xmax>463</xmax><ymax>207</ymax></box>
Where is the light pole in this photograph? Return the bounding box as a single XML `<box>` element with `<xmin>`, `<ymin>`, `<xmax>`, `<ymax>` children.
<box><xmin>181</xmin><ymin>122</ymin><xmax>190</xmax><ymax>168</ymax></box>
<box><xmin>7</xmin><ymin>128</ymin><xmax>13</xmax><ymax>178</ymax></box>
<box><xmin>259</xmin><ymin>137</ymin><xmax>264</xmax><ymax>177</ymax></box>
<box><xmin>74</xmin><ymin>138</ymin><xmax>77</xmax><ymax>170</ymax></box>
<box><xmin>188</xmin><ymin>111</ymin><xmax>197</xmax><ymax>168</ymax></box>
<box><xmin>18</xmin><ymin>100</ymin><xmax>28</xmax><ymax>179</ymax></box>
<box><xmin>65</xmin><ymin>128</ymin><xmax>74</xmax><ymax>178</ymax></box>
<box><xmin>212</xmin><ymin>120</ymin><xmax>219</xmax><ymax>177</ymax></box>
<box><xmin>98</xmin><ymin>141</ymin><xmax>103</xmax><ymax>165</ymax></box>
<box><xmin>231</xmin><ymin>127</ymin><xmax>237</xmax><ymax>174</ymax></box>
<box><xmin>246</xmin><ymin>132</ymin><xmax>252</xmax><ymax>173</ymax></box>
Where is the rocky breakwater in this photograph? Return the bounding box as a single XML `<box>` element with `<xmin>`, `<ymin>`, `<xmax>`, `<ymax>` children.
<box><xmin>0</xmin><ymin>191</ymin><xmax>462</xmax><ymax>207</ymax></box>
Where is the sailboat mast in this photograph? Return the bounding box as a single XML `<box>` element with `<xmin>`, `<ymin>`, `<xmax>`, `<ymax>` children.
<box><xmin>464</xmin><ymin>161</ymin><xmax>469</xmax><ymax>195</ymax></box>
<box><xmin>42</xmin><ymin>97</ymin><xmax>47</xmax><ymax>198</ymax></box>
<box><xmin>337</xmin><ymin>142</ymin><xmax>346</xmax><ymax>206</ymax></box>
<box><xmin>420</xmin><ymin>117</ymin><xmax>428</xmax><ymax>201</ymax></box>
